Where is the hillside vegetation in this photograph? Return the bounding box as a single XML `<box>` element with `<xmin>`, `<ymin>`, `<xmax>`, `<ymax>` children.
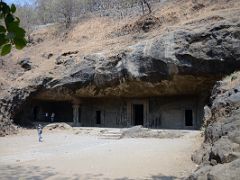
<box><xmin>1</xmin><ymin>0</ymin><xmax>239</xmax><ymax>85</ymax></box>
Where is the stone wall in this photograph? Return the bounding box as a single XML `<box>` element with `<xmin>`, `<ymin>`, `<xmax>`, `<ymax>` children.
<box><xmin>149</xmin><ymin>96</ymin><xmax>202</xmax><ymax>129</ymax></box>
<box><xmin>12</xmin><ymin>95</ymin><xmax>205</xmax><ymax>130</ymax></box>
<box><xmin>78</xmin><ymin>96</ymin><xmax>204</xmax><ymax>129</ymax></box>
<box><xmin>80</xmin><ymin>98</ymin><xmax>128</xmax><ymax>127</ymax></box>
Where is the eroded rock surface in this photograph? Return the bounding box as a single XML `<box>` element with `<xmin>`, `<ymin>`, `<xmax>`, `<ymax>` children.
<box><xmin>39</xmin><ymin>16</ymin><xmax>240</xmax><ymax>98</ymax></box>
<box><xmin>189</xmin><ymin>72</ymin><xmax>240</xmax><ymax>180</ymax></box>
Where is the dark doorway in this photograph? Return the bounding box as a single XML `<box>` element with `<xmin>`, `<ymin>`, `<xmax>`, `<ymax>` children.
<box><xmin>133</xmin><ymin>104</ymin><xmax>144</xmax><ymax>126</ymax></box>
<box><xmin>33</xmin><ymin>106</ymin><xmax>39</xmax><ymax>121</ymax></box>
<box><xmin>34</xmin><ymin>101</ymin><xmax>73</xmax><ymax>122</ymax></box>
<box><xmin>96</xmin><ymin>111</ymin><xmax>101</xmax><ymax>124</ymax></box>
<box><xmin>185</xmin><ymin>110</ymin><xmax>193</xmax><ymax>126</ymax></box>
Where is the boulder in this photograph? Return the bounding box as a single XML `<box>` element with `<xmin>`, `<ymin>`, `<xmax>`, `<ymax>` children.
<box><xmin>44</xmin><ymin>123</ymin><xmax>72</xmax><ymax>131</ymax></box>
<box><xmin>18</xmin><ymin>58</ymin><xmax>32</xmax><ymax>71</ymax></box>
<box><xmin>209</xmin><ymin>159</ymin><xmax>240</xmax><ymax>180</ymax></box>
<box><xmin>121</xmin><ymin>126</ymin><xmax>184</xmax><ymax>139</ymax></box>
<box><xmin>187</xmin><ymin>165</ymin><xmax>212</xmax><ymax>180</ymax></box>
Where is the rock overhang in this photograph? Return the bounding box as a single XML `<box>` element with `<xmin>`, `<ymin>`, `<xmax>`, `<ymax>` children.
<box><xmin>43</xmin><ymin>17</ymin><xmax>240</xmax><ymax>98</ymax></box>
<box><xmin>1</xmin><ymin>9</ymin><xmax>240</xmax><ymax>136</ymax></box>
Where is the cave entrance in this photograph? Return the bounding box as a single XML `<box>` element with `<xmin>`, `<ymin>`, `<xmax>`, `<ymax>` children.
<box><xmin>33</xmin><ymin>101</ymin><xmax>73</xmax><ymax>123</ymax></box>
<box><xmin>33</xmin><ymin>106</ymin><xmax>39</xmax><ymax>121</ymax></box>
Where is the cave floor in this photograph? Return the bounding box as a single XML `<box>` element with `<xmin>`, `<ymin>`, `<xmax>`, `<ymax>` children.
<box><xmin>0</xmin><ymin>128</ymin><xmax>202</xmax><ymax>180</ymax></box>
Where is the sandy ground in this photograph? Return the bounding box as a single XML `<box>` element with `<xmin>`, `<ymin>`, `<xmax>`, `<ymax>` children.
<box><xmin>0</xmin><ymin>128</ymin><xmax>202</xmax><ymax>180</ymax></box>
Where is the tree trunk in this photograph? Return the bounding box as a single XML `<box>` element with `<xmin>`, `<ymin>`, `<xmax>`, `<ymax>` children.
<box><xmin>140</xmin><ymin>1</ymin><xmax>145</xmax><ymax>15</ymax></box>
<box><xmin>142</xmin><ymin>0</ymin><xmax>152</xmax><ymax>14</ymax></box>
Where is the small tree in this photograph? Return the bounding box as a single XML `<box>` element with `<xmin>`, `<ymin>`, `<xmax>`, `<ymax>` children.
<box><xmin>16</xmin><ymin>3</ymin><xmax>38</xmax><ymax>34</ymax></box>
<box><xmin>36</xmin><ymin>0</ymin><xmax>55</xmax><ymax>25</ymax></box>
<box><xmin>139</xmin><ymin>0</ymin><xmax>152</xmax><ymax>15</ymax></box>
<box><xmin>53</xmin><ymin>0</ymin><xmax>75</xmax><ymax>29</ymax></box>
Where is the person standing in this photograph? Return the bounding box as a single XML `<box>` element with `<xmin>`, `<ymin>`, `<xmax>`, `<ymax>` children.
<box><xmin>51</xmin><ymin>112</ymin><xmax>55</xmax><ymax>123</ymax></box>
<box><xmin>37</xmin><ymin>124</ymin><xmax>43</xmax><ymax>142</ymax></box>
<box><xmin>45</xmin><ymin>112</ymin><xmax>49</xmax><ymax>122</ymax></box>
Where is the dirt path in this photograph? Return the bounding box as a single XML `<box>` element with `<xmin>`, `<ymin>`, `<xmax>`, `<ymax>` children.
<box><xmin>0</xmin><ymin>129</ymin><xmax>201</xmax><ymax>180</ymax></box>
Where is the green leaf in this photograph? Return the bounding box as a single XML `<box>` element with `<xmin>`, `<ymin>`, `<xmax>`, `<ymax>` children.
<box><xmin>15</xmin><ymin>17</ymin><xmax>20</xmax><ymax>25</ymax></box>
<box><xmin>0</xmin><ymin>2</ymin><xmax>10</xmax><ymax>15</ymax></box>
<box><xmin>0</xmin><ymin>25</ymin><xmax>6</xmax><ymax>33</ymax></box>
<box><xmin>15</xmin><ymin>27</ymin><xmax>26</xmax><ymax>38</ymax></box>
<box><xmin>5</xmin><ymin>14</ymin><xmax>15</xmax><ymax>27</ymax></box>
<box><xmin>10</xmin><ymin>4</ymin><xmax>16</xmax><ymax>13</ymax></box>
<box><xmin>1</xmin><ymin>43</ymin><xmax>12</xmax><ymax>56</ymax></box>
<box><xmin>7</xmin><ymin>22</ymin><xmax>26</xmax><ymax>38</ymax></box>
<box><xmin>14</xmin><ymin>37</ymin><xmax>27</xmax><ymax>50</ymax></box>
<box><xmin>7</xmin><ymin>31</ymin><xmax>15</xmax><ymax>39</ymax></box>
<box><xmin>0</xmin><ymin>34</ymin><xmax>9</xmax><ymax>46</ymax></box>
<box><xmin>0</xmin><ymin>14</ymin><xmax>4</xmax><ymax>19</ymax></box>
<box><xmin>6</xmin><ymin>21</ymin><xmax>18</xmax><ymax>32</ymax></box>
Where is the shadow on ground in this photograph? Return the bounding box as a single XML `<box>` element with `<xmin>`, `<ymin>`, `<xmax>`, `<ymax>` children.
<box><xmin>150</xmin><ymin>174</ymin><xmax>182</xmax><ymax>180</ymax></box>
<box><xmin>0</xmin><ymin>165</ymin><xmax>56</xmax><ymax>179</ymax></box>
<box><xmin>0</xmin><ymin>165</ymin><xmax>183</xmax><ymax>180</ymax></box>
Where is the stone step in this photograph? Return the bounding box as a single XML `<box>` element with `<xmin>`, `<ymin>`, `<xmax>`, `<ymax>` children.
<box><xmin>100</xmin><ymin>131</ymin><xmax>122</xmax><ymax>139</ymax></box>
<box><xmin>104</xmin><ymin>132</ymin><xmax>121</xmax><ymax>135</ymax></box>
<box><xmin>102</xmin><ymin>133</ymin><xmax>121</xmax><ymax>137</ymax></box>
<box><xmin>101</xmin><ymin>136</ymin><xmax>121</xmax><ymax>140</ymax></box>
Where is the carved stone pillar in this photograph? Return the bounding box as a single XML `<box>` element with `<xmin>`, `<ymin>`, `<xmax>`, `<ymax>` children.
<box><xmin>72</xmin><ymin>104</ymin><xmax>80</xmax><ymax>126</ymax></box>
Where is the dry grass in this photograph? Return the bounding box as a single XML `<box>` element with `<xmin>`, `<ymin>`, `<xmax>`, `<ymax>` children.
<box><xmin>0</xmin><ymin>0</ymin><xmax>239</xmax><ymax>91</ymax></box>
<box><xmin>19</xmin><ymin>0</ymin><xmax>240</xmax><ymax>58</ymax></box>
<box><xmin>222</xmin><ymin>71</ymin><xmax>240</xmax><ymax>90</ymax></box>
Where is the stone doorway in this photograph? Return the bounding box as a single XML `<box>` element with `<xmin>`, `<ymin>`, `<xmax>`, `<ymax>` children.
<box><xmin>96</xmin><ymin>111</ymin><xmax>101</xmax><ymax>125</ymax></box>
<box><xmin>185</xmin><ymin>109</ymin><xmax>193</xmax><ymax>127</ymax></box>
<box><xmin>133</xmin><ymin>104</ymin><xmax>144</xmax><ymax>126</ymax></box>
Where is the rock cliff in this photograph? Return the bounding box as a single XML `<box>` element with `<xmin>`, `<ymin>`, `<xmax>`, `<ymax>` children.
<box><xmin>0</xmin><ymin>1</ymin><xmax>240</xmax><ymax>138</ymax></box>
<box><xmin>189</xmin><ymin>72</ymin><xmax>240</xmax><ymax>180</ymax></box>
<box><xmin>34</xmin><ymin>12</ymin><xmax>240</xmax><ymax>99</ymax></box>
